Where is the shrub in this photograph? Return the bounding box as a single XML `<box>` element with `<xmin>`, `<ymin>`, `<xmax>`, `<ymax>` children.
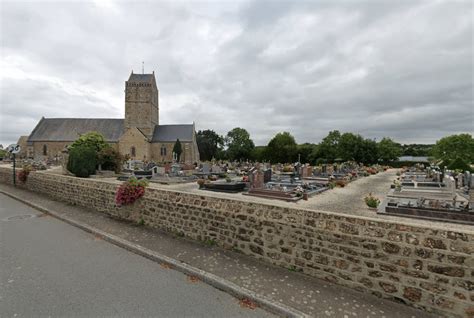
<box><xmin>225</xmin><ymin>177</ymin><xmax>232</xmax><ymax>183</ymax></box>
<box><xmin>197</xmin><ymin>179</ymin><xmax>207</xmax><ymax>188</ymax></box>
<box><xmin>364</xmin><ymin>193</ymin><xmax>380</xmax><ymax>208</ymax></box>
<box><xmin>115</xmin><ymin>177</ymin><xmax>148</xmax><ymax>206</ymax></box>
<box><xmin>98</xmin><ymin>146</ymin><xmax>123</xmax><ymax>173</ymax></box>
<box><xmin>447</xmin><ymin>157</ymin><xmax>472</xmax><ymax>172</ymax></box>
<box><xmin>17</xmin><ymin>165</ymin><xmax>32</xmax><ymax>183</ymax></box>
<box><xmin>67</xmin><ymin>144</ymin><xmax>97</xmax><ymax>177</ymax></box>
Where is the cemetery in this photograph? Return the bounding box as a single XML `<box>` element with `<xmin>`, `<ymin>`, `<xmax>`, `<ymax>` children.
<box><xmin>380</xmin><ymin>164</ymin><xmax>474</xmax><ymax>224</ymax></box>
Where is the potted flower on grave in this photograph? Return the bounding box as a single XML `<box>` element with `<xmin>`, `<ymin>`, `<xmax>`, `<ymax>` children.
<box><xmin>197</xmin><ymin>178</ymin><xmax>207</xmax><ymax>188</ymax></box>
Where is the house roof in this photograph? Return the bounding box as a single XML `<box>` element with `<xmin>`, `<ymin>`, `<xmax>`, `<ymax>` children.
<box><xmin>152</xmin><ymin>124</ymin><xmax>194</xmax><ymax>142</ymax></box>
<box><xmin>27</xmin><ymin>118</ymin><xmax>124</xmax><ymax>142</ymax></box>
<box><xmin>128</xmin><ymin>73</ymin><xmax>155</xmax><ymax>83</ymax></box>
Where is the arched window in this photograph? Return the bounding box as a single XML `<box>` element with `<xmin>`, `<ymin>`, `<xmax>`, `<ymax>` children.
<box><xmin>160</xmin><ymin>146</ymin><xmax>167</xmax><ymax>156</ymax></box>
<box><xmin>43</xmin><ymin>144</ymin><xmax>48</xmax><ymax>156</ymax></box>
<box><xmin>131</xmin><ymin>146</ymin><xmax>136</xmax><ymax>157</ymax></box>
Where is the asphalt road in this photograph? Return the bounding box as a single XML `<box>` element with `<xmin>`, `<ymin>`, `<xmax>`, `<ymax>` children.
<box><xmin>0</xmin><ymin>193</ymin><xmax>274</xmax><ymax>318</ymax></box>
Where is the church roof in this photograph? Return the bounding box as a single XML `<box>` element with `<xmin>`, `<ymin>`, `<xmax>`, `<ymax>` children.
<box><xmin>128</xmin><ymin>73</ymin><xmax>155</xmax><ymax>83</ymax></box>
<box><xmin>152</xmin><ymin>124</ymin><xmax>194</xmax><ymax>142</ymax></box>
<box><xmin>27</xmin><ymin>118</ymin><xmax>124</xmax><ymax>142</ymax></box>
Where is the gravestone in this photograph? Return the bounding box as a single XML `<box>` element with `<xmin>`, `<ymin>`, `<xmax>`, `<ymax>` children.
<box><xmin>263</xmin><ymin>168</ymin><xmax>272</xmax><ymax>183</ymax></box>
<box><xmin>151</xmin><ymin>166</ymin><xmax>166</xmax><ymax>177</ymax></box>
<box><xmin>202</xmin><ymin>163</ymin><xmax>210</xmax><ymax>174</ymax></box>
<box><xmin>301</xmin><ymin>165</ymin><xmax>313</xmax><ymax>178</ymax></box>
<box><xmin>444</xmin><ymin>176</ymin><xmax>455</xmax><ymax>194</ymax></box>
<box><xmin>212</xmin><ymin>165</ymin><xmax>221</xmax><ymax>173</ymax></box>
<box><xmin>248</xmin><ymin>167</ymin><xmax>264</xmax><ymax>189</ymax></box>
<box><xmin>327</xmin><ymin>165</ymin><xmax>334</xmax><ymax>175</ymax></box>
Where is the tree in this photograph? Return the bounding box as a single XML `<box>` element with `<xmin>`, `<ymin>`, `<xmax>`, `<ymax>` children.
<box><xmin>69</xmin><ymin>131</ymin><xmax>108</xmax><ymax>153</ymax></box>
<box><xmin>196</xmin><ymin>130</ymin><xmax>224</xmax><ymax>161</ymax></box>
<box><xmin>251</xmin><ymin>146</ymin><xmax>268</xmax><ymax>162</ymax></box>
<box><xmin>67</xmin><ymin>131</ymin><xmax>112</xmax><ymax>177</ymax></box>
<box><xmin>338</xmin><ymin>133</ymin><xmax>364</xmax><ymax>162</ymax></box>
<box><xmin>432</xmin><ymin>134</ymin><xmax>474</xmax><ymax>164</ymax></box>
<box><xmin>266</xmin><ymin>132</ymin><xmax>298</xmax><ymax>163</ymax></box>
<box><xmin>358</xmin><ymin>138</ymin><xmax>378</xmax><ymax>164</ymax></box>
<box><xmin>225</xmin><ymin>127</ymin><xmax>255</xmax><ymax>161</ymax></box>
<box><xmin>67</xmin><ymin>143</ymin><xmax>97</xmax><ymax>177</ymax></box>
<box><xmin>98</xmin><ymin>147</ymin><xmax>123</xmax><ymax>173</ymax></box>
<box><xmin>377</xmin><ymin>137</ymin><xmax>401</xmax><ymax>162</ymax></box>
<box><xmin>173</xmin><ymin>139</ymin><xmax>183</xmax><ymax>162</ymax></box>
<box><xmin>297</xmin><ymin>143</ymin><xmax>317</xmax><ymax>164</ymax></box>
<box><xmin>447</xmin><ymin>157</ymin><xmax>472</xmax><ymax>172</ymax></box>
<box><xmin>311</xmin><ymin>130</ymin><xmax>341</xmax><ymax>163</ymax></box>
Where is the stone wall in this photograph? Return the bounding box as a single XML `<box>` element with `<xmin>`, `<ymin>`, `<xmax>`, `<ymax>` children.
<box><xmin>1</xmin><ymin>166</ymin><xmax>472</xmax><ymax>318</ymax></box>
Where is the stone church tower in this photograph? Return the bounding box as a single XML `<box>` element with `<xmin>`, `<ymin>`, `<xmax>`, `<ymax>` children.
<box><xmin>124</xmin><ymin>71</ymin><xmax>159</xmax><ymax>139</ymax></box>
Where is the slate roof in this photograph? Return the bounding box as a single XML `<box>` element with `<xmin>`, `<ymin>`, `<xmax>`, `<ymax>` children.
<box><xmin>128</xmin><ymin>73</ymin><xmax>154</xmax><ymax>83</ymax></box>
<box><xmin>152</xmin><ymin>124</ymin><xmax>194</xmax><ymax>142</ymax></box>
<box><xmin>27</xmin><ymin>118</ymin><xmax>124</xmax><ymax>142</ymax></box>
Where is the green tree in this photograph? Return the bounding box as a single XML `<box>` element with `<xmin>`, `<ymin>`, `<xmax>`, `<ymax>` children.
<box><xmin>98</xmin><ymin>147</ymin><xmax>123</xmax><ymax>173</ymax></box>
<box><xmin>358</xmin><ymin>138</ymin><xmax>378</xmax><ymax>164</ymax></box>
<box><xmin>251</xmin><ymin>146</ymin><xmax>268</xmax><ymax>162</ymax></box>
<box><xmin>338</xmin><ymin>133</ymin><xmax>364</xmax><ymax>162</ymax></box>
<box><xmin>377</xmin><ymin>137</ymin><xmax>401</xmax><ymax>162</ymax></box>
<box><xmin>0</xmin><ymin>148</ymin><xmax>6</xmax><ymax>160</ymax></box>
<box><xmin>297</xmin><ymin>143</ymin><xmax>317</xmax><ymax>164</ymax></box>
<box><xmin>311</xmin><ymin>130</ymin><xmax>341</xmax><ymax>163</ymax></box>
<box><xmin>225</xmin><ymin>127</ymin><xmax>255</xmax><ymax>161</ymax></box>
<box><xmin>67</xmin><ymin>131</ymin><xmax>115</xmax><ymax>176</ymax></box>
<box><xmin>67</xmin><ymin>143</ymin><xmax>97</xmax><ymax>177</ymax></box>
<box><xmin>196</xmin><ymin>130</ymin><xmax>224</xmax><ymax>161</ymax></box>
<box><xmin>266</xmin><ymin>132</ymin><xmax>298</xmax><ymax>163</ymax></box>
<box><xmin>69</xmin><ymin>131</ymin><xmax>108</xmax><ymax>153</ymax></box>
<box><xmin>173</xmin><ymin>139</ymin><xmax>183</xmax><ymax>162</ymax></box>
<box><xmin>432</xmin><ymin>134</ymin><xmax>474</xmax><ymax>164</ymax></box>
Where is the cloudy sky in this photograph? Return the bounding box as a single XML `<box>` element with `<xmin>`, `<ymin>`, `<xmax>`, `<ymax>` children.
<box><xmin>0</xmin><ymin>0</ymin><xmax>472</xmax><ymax>147</ymax></box>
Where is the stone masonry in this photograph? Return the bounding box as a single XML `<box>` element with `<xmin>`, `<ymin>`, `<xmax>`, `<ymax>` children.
<box><xmin>1</xmin><ymin>167</ymin><xmax>472</xmax><ymax>318</ymax></box>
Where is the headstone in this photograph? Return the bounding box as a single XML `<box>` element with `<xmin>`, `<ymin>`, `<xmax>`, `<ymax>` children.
<box><xmin>457</xmin><ymin>173</ymin><xmax>464</xmax><ymax>188</ymax></box>
<box><xmin>301</xmin><ymin>165</ymin><xmax>312</xmax><ymax>178</ymax></box>
<box><xmin>248</xmin><ymin>167</ymin><xmax>264</xmax><ymax>189</ymax></box>
<box><xmin>202</xmin><ymin>163</ymin><xmax>210</xmax><ymax>174</ymax></box>
<box><xmin>327</xmin><ymin>165</ymin><xmax>334</xmax><ymax>175</ymax></box>
<box><xmin>151</xmin><ymin>166</ymin><xmax>166</xmax><ymax>177</ymax></box>
<box><xmin>444</xmin><ymin>176</ymin><xmax>455</xmax><ymax>194</ymax></box>
<box><xmin>263</xmin><ymin>168</ymin><xmax>272</xmax><ymax>183</ymax></box>
<box><xmin>212</xmin><ymin>165</ymin><xmax>221</xmax><ymax>173</ymax></box>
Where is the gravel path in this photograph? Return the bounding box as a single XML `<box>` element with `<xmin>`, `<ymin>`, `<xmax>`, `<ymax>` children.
<box><xmin>298</xmin><ymin>169</ymin><xmax>397</xmax><ymax>216</ymax></box>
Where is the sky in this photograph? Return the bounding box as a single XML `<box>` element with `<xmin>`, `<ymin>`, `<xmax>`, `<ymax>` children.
<box><xmin>0</xmin><ymin>0</ymin><xmax>473</xmax><ymax>147</ymax></box>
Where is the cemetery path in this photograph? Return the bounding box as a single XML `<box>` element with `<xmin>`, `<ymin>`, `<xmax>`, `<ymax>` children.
<box><xmin>297</xmin><ymin>169</ymin><xmax>398</xmax><ymax>216</ymax></box>
<box><xmin>0</xmin><ymin>184</ymin><xmax>437</xmax><ymax>318</ymax></box>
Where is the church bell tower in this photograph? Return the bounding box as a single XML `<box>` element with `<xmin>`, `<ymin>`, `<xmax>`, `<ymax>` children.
<box><xmin>124</xmin><ymin>71</ymin><xmax>159</xmax><ymax>138</ymax></box>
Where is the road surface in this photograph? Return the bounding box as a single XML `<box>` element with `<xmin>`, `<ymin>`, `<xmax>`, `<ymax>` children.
<box><xmin>0</xmin><ymin>193</ymin><xmax>274</xmax><ymax>317</ymax></box>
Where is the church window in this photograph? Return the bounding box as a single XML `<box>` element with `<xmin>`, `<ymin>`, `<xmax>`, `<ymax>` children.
<box><xmin>43</xmin><ymin>144</ymin><xmax>47</xmax><ymax>156</ymax></box>
<box><xmin>131</xmin><ymin>146</ymin><xmax>136</xmax><ymax>157</ymax></box>
<box><xmin>160</xmin><ymin>146</ymin><xmax>167</xmax><ymax>156</ymax></box>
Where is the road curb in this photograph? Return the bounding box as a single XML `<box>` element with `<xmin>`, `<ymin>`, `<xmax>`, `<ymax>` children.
<box><xmin>0</xmin><ymin>189</ymin><xmax>309</xmax><ymax>318</ymax></box>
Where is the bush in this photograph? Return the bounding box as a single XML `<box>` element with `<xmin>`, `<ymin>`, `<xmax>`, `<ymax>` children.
<box><xmin>17</xmin><ymin>165</ymin><xmax>32</xmax><ymax>183</ymax></box>
<box><xmin>364</xmin><ymin>193</ymin><xmax>380</xmax><ymax>208</ymax></box>
<box><xmin>115</xmin><ymin>177</ymin><xmax>148</xmax><ymax>206</ymax></box>
<box><xmin>67</xmin><ymin>144</ymin><xmax>97</xmax><ymax>178</ymax></box>
<box><xmin>447</xmin><ymin>157</ymin><xmax>472</xmax><ymax>172</ymax></box>
<box><xmin>98</xmin><ymin>146</ymin><xmax>123</xmax><ymax>173</ymax></box>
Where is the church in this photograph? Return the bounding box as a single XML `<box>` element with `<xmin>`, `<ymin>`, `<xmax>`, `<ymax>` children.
<box><xmin>21</xmin><ymin>72</ymin><xmax>200</xmax><ymax>164</ymax></box>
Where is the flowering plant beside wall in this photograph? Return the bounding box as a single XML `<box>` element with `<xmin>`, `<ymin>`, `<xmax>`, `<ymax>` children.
<box><xmin>115</xmin><ymin>177</ymin><xmax>148</xmax><ymax>206</ymax></box>
<box><xmin>17</xmin><ymin>165</ymin><xmax>33</xmax><ymax>183</ymax></box>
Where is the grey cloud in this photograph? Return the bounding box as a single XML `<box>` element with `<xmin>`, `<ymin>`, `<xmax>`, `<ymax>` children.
<box><xmin>0</xmin><ymin>0</ymin><xmax>472</xmax><ymax>147</ymax></box>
